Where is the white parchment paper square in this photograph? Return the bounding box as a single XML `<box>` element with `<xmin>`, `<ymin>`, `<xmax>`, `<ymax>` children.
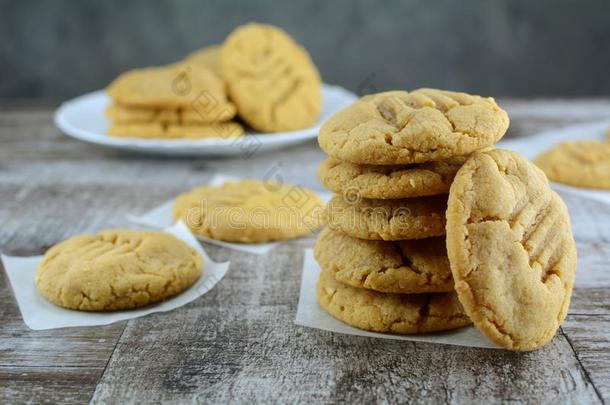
<box><xmin>295</xmin><ymin>249</ymin><xmax>499</xmax><ymax>349</ymax></box>
<box><xmin>499</xmin><ymin>120</ymin><xmax>610</xmax><ymax>207</ymax></box>
<box><xmin>127</xmin><ymin>173</ymin><xmax>332</xmax><ymax>255</ymax></box>
<box><xmin>1</xmin><ymin>221</ymin><xmax>230</xmax><ymax>330</ymax></box>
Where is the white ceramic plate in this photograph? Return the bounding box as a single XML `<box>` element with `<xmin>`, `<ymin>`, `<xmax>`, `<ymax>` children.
<box><xmin>499</xmin><ymin>119</ymin><xmax>610</xmax><ymax>206</ymax></box>
<box><xmin>54</xmin><ymin>84</ymin><xmax>357</xmax><ymax>156</ymax></box>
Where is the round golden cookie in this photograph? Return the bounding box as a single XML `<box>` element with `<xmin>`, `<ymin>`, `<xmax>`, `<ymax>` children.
<box><xmin>314</xmin><ymin>228</ymin><xmax>453</xmax><ymax>294</ymax></box>
<box><xmin>107</xmin><ymin>63</ymin><xmax>233</xmax><ymax>113</ymax></box>
<box><xmin>318</xmin><ymin>156</ymin><xmax>467</xmax><ymax>199</ymax></box>
<box><xmin>108</xmin><ymin>121</ymin><xmax>244</xmax><ymax>139</ymax></box>
<box><xmin>446</xmin><ymin>149</ymin><xmax>577</xmax><ymax>351</ymax></box>
<box><xmin>35</xmin><ymin>230</ymin><xmax>202</xmax><ymax>311</ymax></box>
<box><xmin>318</xmin><ymin>88</ymin><xmax>509</xmax><ymax>165</ymax></box>
<box><xmin>173</xmin><ymin>180</ymin><xmax>324</xmax><ymax>243</ymax></box>
<box><xmin>185</xmin><ymin>45</ymin><xmax>222</xmax><ymax>77</ymax></box>
<box><xmin>317</xmin><ymin>269</ymin><xmax>471</xmax><ymax>335</ymax></box>
<box><xmin>221</xmin><ymin>23</ymin><xmax>322</xmax><ymax>132</ymax></box>
<box><xmin>106</xmin><ymin>103</ymin><xmax>236</xmax><ymax>124</ymax></box>
<box><xmin>325</xmin><ymin>194</ymin><xmax>447</xmax><ymax>240</ymax></box>
<box><xmin>534</xmin><ymin>140</ymin><xmax>610</xmax><ymax>189</ymax></box>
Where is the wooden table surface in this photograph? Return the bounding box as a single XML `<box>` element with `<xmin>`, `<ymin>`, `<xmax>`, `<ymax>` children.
<box><xmin>1</xmin><ymin>99</ymin><xmax>610</xmax><ymax>404</ymax></box>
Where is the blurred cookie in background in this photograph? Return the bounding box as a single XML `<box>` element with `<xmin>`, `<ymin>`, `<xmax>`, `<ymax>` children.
<box><xmin>173</xmin><ymin>179</ymin><xmax>324</xmax><ymax>243</ymax></box>
<box><xmin>535</xmin><ymin>140</ymin><xmax>610</xmax><ymax>189</ymax></box>
<box><xmin>222</xmin><ymin>23</ymin><xmax>322</xmax><ymax>132</ymax></box>
<box><xmin>185</xmin><ymin>44</ymin><xmax>223</xmax><ymax>78</ymax></box>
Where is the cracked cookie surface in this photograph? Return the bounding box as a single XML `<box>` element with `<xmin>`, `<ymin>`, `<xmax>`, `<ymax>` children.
<box><xmin>325</xmin><ymin>194</ymin><xmax>447</xmax><ymax>240</ymax></box>
<box><xmin>318</xmin><ymin>156</ymin><xmax>467</xmax><ymax>199</ymax></box>
<box><xmin>35</xmin><ymin>230</ymin><xmax>202</xmax><ymax>311</ymax></box>
<box><xmin>446</xmin><ymin>149</ymin><xmax>577</xmax><ymax>351</ymax></box>
<box><xmin>173</xmin><ymin>180</ymin><xmax>324</xmax><ymax>243</ymax></box>
<box><xmin>317</xmin><ymin>268</ymin><xmax>470</xmax><ymax>334</ymax></box>
<box><xmin>318</xmin><ymin>89</ymin><xmax>509</xmax><ymax>165</ymax></box>
<box><xmin>314</xmin><ymin>228</ymin><xmax>453</xmax><ymax>293</ymax></box>
<box><xmin>534</xmin><ymin>140</ymin><xmax>610</xmax><ymax>189</ymax></box>
<box><xmin>107</xmin><ymin>62</ymin><xmax>231</xmax><ymax>110</ymax></box>
<box><xmin>221</xmin><ymin>23</ymin><xmax>322</xmax><ymax>132</ymax></box>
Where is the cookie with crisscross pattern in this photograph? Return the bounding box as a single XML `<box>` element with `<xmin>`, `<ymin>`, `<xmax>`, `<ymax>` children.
<box><xmin>446</xmin><ymin>149</ymin><xmax>576</xmax><ymax>351</ymax></box>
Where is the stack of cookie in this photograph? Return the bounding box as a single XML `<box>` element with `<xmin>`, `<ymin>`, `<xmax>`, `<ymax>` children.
<box><xmin>106</xmin><ymin>62</ymin><xmax>244</xmax><ymax>139</ymax></box>
<box><xmin>314</xmin><ymin>88</ymin><xmax>510</xmax><ymax>335</ymax></box>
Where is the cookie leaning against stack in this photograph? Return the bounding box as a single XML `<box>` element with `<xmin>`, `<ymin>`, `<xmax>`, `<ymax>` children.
<box><xmin>314</xmin><ymin>88</ymin><xmax>510</xmax><ymax>336</ymax></box>
<box><xmin>447</xmin><ymin>149</ymin><xmax>577</xmax><ymax>351</ymax></box>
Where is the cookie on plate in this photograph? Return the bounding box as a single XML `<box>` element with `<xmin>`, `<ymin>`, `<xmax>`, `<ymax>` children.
<box><xmin>325</xmin><ymin>194</ymin><xmax>447</xmax><ymax>240</ymax></box>
<box><xmin>107</xmin><ymin>63</ymin><xmax>231</xmax><ymax>110</ymax></box>
<box><xmin>315</xmin><ymin>228</ymin><xmax>453</xmax><ymax>293</ymax></box>
<box><xmin>534</xmin><ymin>140</ymin><xmax>610</xmax><ymax>189</ymax></box>
<box><xmin>222</xmin><ymin>23</ymin><xmax>322</xmax><ymax>132</ymax></box>
<box><xmin>446</xmin><ymin>149</ymin><xmax>577</xmax><ymax>351</ymax></box>
<box><xmin>106</xmin><ymin>103</ymin><xmax>236</xmax><ymax>125</ymax></box>
<box><xmin>185</xmin><ymin>44</ymin><xmax>222</xmax><ymax>77</ymax></box>
<box><xmin>108</xmin><ymin>121</ymin><xmax>244</xmax><ymax>139</ymax></box>
<box><xmin>318</xmin><ymin>89</ymin><xmax>509</xmax><ymax>165</ymax></box>
<box><xmin>173</xmin><ymin>180</ymin><xmax>324</xmax><ymax>243</ymax></box>
<box><xmin>317</xmin><ymin>268</ymin><xmax>471</xmax><ymax>334</ymax></box>
<box><xmin>318</xmin><ymin>156</ymin><xmax>468</xmax><ymax>199</ymax></box>
<box><xmin>35</xmin><ymin>230</ymin><xmax>202</xmax><ymax>311</ymax></box>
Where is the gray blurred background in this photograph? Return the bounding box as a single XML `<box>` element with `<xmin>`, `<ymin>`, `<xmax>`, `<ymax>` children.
<box><xmin>2</xmin><ymin>0</ymin><xmax>610</xmax><ymax>103</ymax></box>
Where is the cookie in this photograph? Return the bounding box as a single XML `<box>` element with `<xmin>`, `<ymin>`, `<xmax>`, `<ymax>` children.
<box><xmin>325</xmin><ymin>194</ymin><xmax>447</xmax><ymax>240</ymax></box>
<box><xmin>314</xmin><ymin>228</ymin><xmax>453</xmax><ymax>293</ymax></box>
<box><xmin>446</xmin><ymin>149</ymin><xmax>577</xmax><ymax>351</ymax></box>
<box><xmin>222</xmin><ymin>23</ymin><xmax>322</xmax><ymax>132</ymax></box>
<box><xmin>534</xmin><ymin>140</ymin><xmax>610</xmax><ymax>189</ymax></box>
<box><xmin>173</xmin><ymin>180</ymin><xmax>324</xmax><ymax>243</ymax></box>
<box><xmin>318</xmin><ymin>89</ymin><xmax>509</xmax><ymax>165</ymax></box>
<box><xmin>106</xmin><ymin>102</ymin><xmax>236</xmax><ymax>124</ymax></box>
<box><xmin>108</xmin><ymin>121</ymin><xmax>244</xmax><ymax>139</ymax></box>
<box><xmin>318</xmin><ymin>156</ymin><xmax>467</xmax><ymax>199</ymax></box>
<box><xmin>185</xmin><ymin>45</ymin><xmax>222</xmax><ymax>77</ymax></box>
<box><xmin>107</xmin><ymin>63</ymin><xmax>231</xmax><ymax>110</ymax></box>
<box><xmin>317</xmin><ymin>268</ymin><xmax>470</xmax><ymax>334</ymax></box>
<box><xmin>35</xmin><ymin>230</ymin><xmax>202</xmax><ymax>311</ymax></box>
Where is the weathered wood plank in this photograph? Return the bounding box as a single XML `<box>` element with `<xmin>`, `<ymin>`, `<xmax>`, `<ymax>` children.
<box><xmin>0</xmin><ymin>366</ymin><xmax>103</xmax><ymax>405</ymax></box>
<box><xmin>0</xmin><ymin>276</ymin><xmax>125</xmax><ymax>368</ymax></box>
<box><xmin>562</xmin><ymin>315</ymin><xmax>610</xmax><ymax>401</ymax></box>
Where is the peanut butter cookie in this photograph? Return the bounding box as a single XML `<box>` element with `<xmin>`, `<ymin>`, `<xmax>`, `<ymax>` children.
<box><xmin>318</xmin><ymin>89</ymin><xmax>509</xmax><ymax>164</ymax></box>
<box><xmin>325</xmin><ymin>194</ymin><xmax>447</xmax><ymax>240</ymax></box>
<box><xmin>108</xmin><ymin>121</ymin><xmax>243</xmax><ymax>139</ymax></box>
<box><xmin>173</xmin><ymin>180</ymin><xmax>324</xmax><ymax>243</ymax></box>
<box><xmin>35</xmin><ymin>230</ymin><xmax>202</xmax><ymax>311</ymax></box>
<box><xmin>534</xmin><ymin>140</ymin><xmax>610</xmax><ymax>189</ymax></box>
<box><xmin>106</xmin><ymin>102</ymin><xmax>236</xmax><ymax>125</ymax></box>
<box><xmin>107</xmin><ymin>63</ymin><xmax>231</xmax><ymax>111</ymax></box>
<box><xmin>314</xmin><ymin>228</ymin><xmax>453</xmax><ymax>293</ymax></box>
<box><xmin>317</xmin><ymin>268</ymin><xmax>471</xmax><ymax>334</ymax></box>
<box><xmin>446</xmin><ymin>149</ymin><xmax>577</xmax><ymax>351</ymax></box>
<box><xmin>318</xmin><ymin>156</ymin><xmax>467</xmax><ymax>199</ymax></box>
<box><xmin>185</xmin><ymin>45</ymin><xmax>222</xmax><ymax>77</ymax></box>
<box><xmin>221</xmin><ymin>23</ymin><xmax>322</xmax><ymax>132</ymax></box>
